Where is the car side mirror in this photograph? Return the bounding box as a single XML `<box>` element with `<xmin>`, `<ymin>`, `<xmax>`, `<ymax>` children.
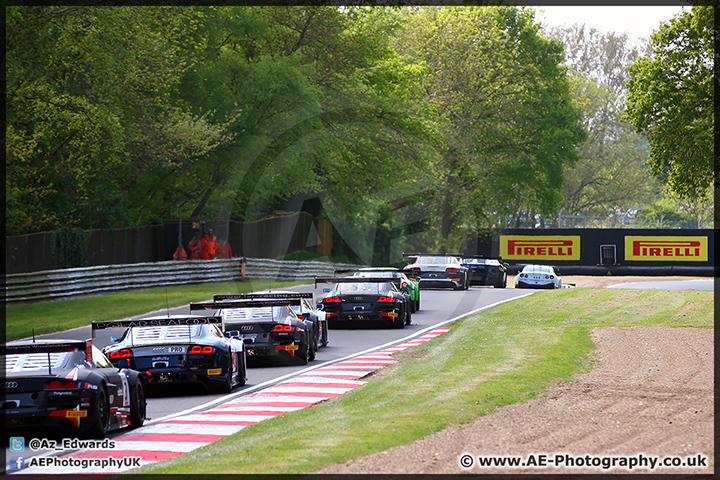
<box><xmin>225</xmin><ymin>330</ymin><xmax>240</xmax><ymax>338</ymax></box>
<box><xmin>110</xmin><ymin>337</ymin><xmax>121</xmax><ymax>343</ymax></box>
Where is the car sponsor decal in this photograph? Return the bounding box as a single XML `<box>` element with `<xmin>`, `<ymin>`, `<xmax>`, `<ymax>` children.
<box><xmin>17</xmin><ymin>328</ymin><xmax>452</xmax><ymax>474</ymax></box>
<box><xmin>624</xmin><ymin>235</ymin><xmax>708</xmax><ymax>262</ymax></box>
<box><xmin>500</xmin><ymin>235</ymin><xmax>581</xmax><ymax>260</ymax></box>
<box><xmin>66</xmin><ymin>410</ymin><xmax>88</xmax><ymax>418</ymax></box>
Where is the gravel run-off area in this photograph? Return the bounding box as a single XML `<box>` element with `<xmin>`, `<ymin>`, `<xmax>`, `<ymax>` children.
<box><xmin>316</xmin><ymin>277</ymin><xmax>714</xmax><ymax>475</ymax></box>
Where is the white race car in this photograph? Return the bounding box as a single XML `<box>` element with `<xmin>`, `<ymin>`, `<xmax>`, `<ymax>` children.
<box><xmin>514</xmin><ymin>264</ymin><xmax>562</xmax><ymax>289</ymax></box>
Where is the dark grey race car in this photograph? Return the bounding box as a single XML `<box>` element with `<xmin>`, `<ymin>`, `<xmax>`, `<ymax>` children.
<box><xmin>190</xmin><ymin>299</ymin><xmax>316</xmax><ymax>366</ymax></box>
<box><xmin>2</xmin><ymin>339</ymin><xmax>146</xmax><ymax>439</ymax></box>
<box><xmin>95</xmin><ymin>316</ymin><xmax>247</xmax><ymax>394</ymax></box>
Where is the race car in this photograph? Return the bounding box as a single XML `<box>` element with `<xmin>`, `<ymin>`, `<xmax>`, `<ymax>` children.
<box><xmin>315</xmin><ymin>277</ymin><xmax>412</xmax><ymax>328</ymax></box>
<box><xmin>190</xmin><ymin>299</ymin><xmax>316</xmax><ymax>365</ymax></box>
<box><xmin>3</xmin><ymin>339</ymin><xmax>146</xmax><ymax>439</ymax></box>
<box><xmin>514</xmin><ymin>264</ymin><xmax>563</xmax><ymax>289</ymax></box>
<box><xmin>347</xmin><ymin>267</ymin><xmax>421</xmax><ymax>312</ymax></box>
<box><xmin>214</xmin><ymin>291</ymin><xmax>328</xmax><ymax>349</ymax></box>
<box><xmin>95</xmin><ymin>316</ymin><xmax>247</xmax><ymax>393</ymax></box>
<box><xmin>402</xmin><ymin>253</ymin><xmax>470</xmax><ymax>290</ymax></box>
<box><xmin>462</xmin><ymin>256</ymin><xmax>509</xmax><ymax>288</ymax></box>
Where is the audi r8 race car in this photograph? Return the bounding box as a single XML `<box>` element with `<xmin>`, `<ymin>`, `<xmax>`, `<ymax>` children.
<box><xmin>514</xmin><ymin>264</ymin><xmax>563</xmax><ymax>289</ymax></box>
<box><xmin>402</xmin><ymin>253</ymin><xmax>470</xmax><ymax>290</ymax></box>
<box><xmin>214</xmin><ymin>291</ymin><xmax>328</xmax><ymax>349</ymax></box>
<box><xmin>2</xmin><ymin>339</ymin><xmax>146</xmax><ymax>439</ymax></box>
<box><xmin>347</xmin><ymin>268</ymin><xmax>421</xmax><ymax>312</ymax></box>
<box><xmin>315</xmin><ymin>277</ymin><xmax>411</xmax><ymax>328</ymax></box>
<box><xmin>94</xmin><ymin>316</ymin><xmax>246</xmax><ymax>393</ymax></box>
<box><xmin>462</xmin><ymin>256</ymin><xmax>509</xmax><ymax>288</ymax></box>
<box><xmin>190</xmin><ymin>299</ymin><xmax>316</xmax><ymax>365</ymax></box>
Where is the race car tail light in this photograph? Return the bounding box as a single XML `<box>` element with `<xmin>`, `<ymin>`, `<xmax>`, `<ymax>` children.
<box><xmin>326</xmin><ymin>312</ymin><xmax>339</xmax><ymax>318</ymax></box>
<box><xmin>272</xmin><ymin>324</ymin><xmax>294</xmax><ymax>332</ymax></box>
<box><xmin>44</xmin><ymin>380</ymin><xmax>79</xmax><ymax>390</ymax></box>
<box><xmin>325</xmin><ymin>296</ymin><xmax>341</xmax><ymax>303</ymax></box>
<box><xmin>189</xmin><ymin>345</ymin><xmax>214</xmax><ymax>354</ymax></box>
<box><xmin>377</xmin><ymin>296</ymin><xmax>394</xmax><ymax>302</ymax></box>
<box><xmin>109</xmin><ymin>349</ymin><xmax>133</xmax><ymax>359</ymax></box>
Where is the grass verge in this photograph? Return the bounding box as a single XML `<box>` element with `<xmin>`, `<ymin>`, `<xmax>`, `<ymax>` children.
<box><xmin>137</xmin><ymin>287</ymin><xmax>713</xmax><ymax>474</ymax></box>
<box><xmin>5</xmin><ymin>279</ymin><xmax>311</xmax><ymax>341</ymax></box>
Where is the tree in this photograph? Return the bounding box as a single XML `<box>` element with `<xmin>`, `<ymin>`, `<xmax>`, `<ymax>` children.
<box><xmin>395</xmin><ymin>6</ymin><xmax>585</xmax><ymax>245</ymax></box>
<box><xmin>543</xmin><ymin>25</ymin><xmax>656</xmax><ymax>222</ymax></box>
<box><xmin>5</xmin><ymin>6</ymin><xmax>234</xmax><ymax>234</ymax></box>
<box><xmin>624</xmin><ymin>6</ymin><xmax>713</xmax><ymax>201</ymax></box>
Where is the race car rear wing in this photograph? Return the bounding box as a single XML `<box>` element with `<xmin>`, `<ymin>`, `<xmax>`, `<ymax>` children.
<box><xmin>190</xmin><ymin>299</ymin><xmax>302</xmax><ymax>312</ymax></box>
<box><xmin>92</xmin><ymin>317</ymin><xmax>225</xmax><ymax>346</ymax></box>
<box><xmin>334</xmin><ymin>268</ymin><xmax>400</xmax><ymax>274</ymax></box>
<box><xmin>213</xmin><ymin>293</ymin><xmax>313</xmax><ymax>301</ymax></box>
<box><xmin>403</xmin><ymin>253</ymin><xmax>464</xmax><ymax>258</ymax></box>
<box><xmin>463</xmin><ymin>255</ymin><xmax>504</xmax><ymax>261</ymax></box>
<box><xmin>314</xmin><ymin>277</ymin><xmax>395</xmax><ymax>288</ymax></box>
<box><xmin>2</xmin><ymin>339</ymin><xmax>92</xmax><ymax>374</ymax></box>
<box><xmin>1</xmin><ymin>340</ymin><xmax>89</xmax><ymax>356</ymax></box>
<box><xmin>92</xmin><ymin>316</ymin><xmax>223</xmax><ymax>334</ymax></box>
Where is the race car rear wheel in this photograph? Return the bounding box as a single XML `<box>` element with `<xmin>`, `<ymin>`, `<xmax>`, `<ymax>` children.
<box><xmin>86</xmin><ymin>386</ymin><xmax>109</xmax><ymax>439</ymax></box>
<box><xmin>217</xmin><ymin>354</ymin><xmax>234</xmax><ymax>393</ymax></box>
<box><xmin>293</xmin><ymin>333</ymin><xmax>311</xmax><ymax>365</ymax></box>
<box><xmin>237</xmin><ymin>351</ymin><xmax>247</xmax><ymax>387</ymax></box>
<box><xmin>129</xmin><ymin>379</ymin><xmax>146</xmax><ymax>428</ymax></box>
<box><xmin>320</xmin><ymin>321</ymin><xmax>329</xmax><ymax>347</ymax></box>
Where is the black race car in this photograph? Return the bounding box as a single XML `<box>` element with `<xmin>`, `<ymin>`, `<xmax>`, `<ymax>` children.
<box><xmin>315</xmin><ymin>277</ymin><xmax>412</xmax><ymax>329</ymax></box>
<box><xmin>214</xmin><ymin>292</ymin><xmax>328</xmax><ymax>350</ymax></box>
<box><xmin>190</xmin><ymin>299</ymin><xmax>316</xmax><ymax>365</ymax></box>
<box><xmin>462</xmin><ymin>256</ymin><xmax>509</xmax><ymax>288</ymax></box>
<box><xmin>402</xmin><ymin>253</ymin><xmax>470</xmax><ymax>290</ymax></box>
<box><xmin>95</xmin><ymin>316</ymin><xmax>247</xmax><ymax>394</ymax></box>
<box><xmin>2</xmin><ymin>339</ymin><xmax>146</xmax><ymax>438</ymax></box>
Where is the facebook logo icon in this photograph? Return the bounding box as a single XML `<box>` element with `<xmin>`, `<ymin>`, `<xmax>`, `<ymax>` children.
<box><xmin>9</xmin><ymin>456</ymin><xmax>25</xmax><ymax>470</ymax></box>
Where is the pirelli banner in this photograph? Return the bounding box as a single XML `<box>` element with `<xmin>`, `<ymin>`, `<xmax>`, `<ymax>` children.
<box><xmin>625</xmin><ymin>236</ymin><xmax>708</xmax><ymax>262</ymax></box>
<box><xmin>497</xmin><ymin>229</ymin><xmax>713</xmax><ymax>268</ymax></box>
<box><xmin>500</xmin><ymin>235</ymin><xmax>581</xmax><ymax>261</ymax></box>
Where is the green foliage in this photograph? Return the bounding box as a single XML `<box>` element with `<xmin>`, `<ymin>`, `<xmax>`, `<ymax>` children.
<box><xmin>6</xmin><ymin>5</ymin><xmax>590</xmax><ymax>256</ymax></box>
<box><xmin>624</xmin><ymin>6</ymin><xmax>713</xmax><ymax>201</ymax></box>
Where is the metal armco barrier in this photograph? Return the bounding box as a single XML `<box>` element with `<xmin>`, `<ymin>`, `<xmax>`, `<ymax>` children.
<box><xmin>5</xmin><ymin>257</ymin><xmax>359</xmax><ymax>305</ymax></box>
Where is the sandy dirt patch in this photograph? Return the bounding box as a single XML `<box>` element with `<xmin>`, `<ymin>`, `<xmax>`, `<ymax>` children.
<box><xmin>315</xmin><ymin>279</ymin><xmax>714</xmax><ymax>475</ymax></box>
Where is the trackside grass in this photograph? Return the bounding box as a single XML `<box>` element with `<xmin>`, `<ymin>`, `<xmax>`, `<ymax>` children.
<box><xmin>4</xmin><ymin>279</ymin><xmax>311</xmax><ymax>341</ymax></box>
<box><xmin>137</xmin><ymin>287</ymin><xmax>713</xmax><ymax>474</ymax></box>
